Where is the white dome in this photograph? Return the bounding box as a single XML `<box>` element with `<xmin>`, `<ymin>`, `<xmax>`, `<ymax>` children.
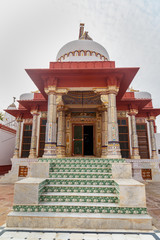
<box><xmin>56</xmin><ymin>39</ymin><xmax>110</xmax><ymax>62</ymax></box>
<box><xmin>20</xmin><ymin>93</ymin><xmax>34</xmax><ymax>100</ymax></box>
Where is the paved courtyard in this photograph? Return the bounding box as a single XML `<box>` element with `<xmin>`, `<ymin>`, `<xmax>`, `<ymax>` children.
<box><xmin>0</xmin><ymin>182</ymin><xmax>160</xmax><ymax>239</ymax></box>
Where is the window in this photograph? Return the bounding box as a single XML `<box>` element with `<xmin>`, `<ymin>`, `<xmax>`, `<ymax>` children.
<box><xmin>21</xmin><ymin>124</ymin><xmax>32</xmax><ymax>158</ymax></box>
<box><xmin>141</xmin><ymin>169</ymin><xmax>152</xmax><ymax>180</ymax></box>
<box><xmin>18</xmin><ymin>166</ymin><xmax>28</xmax><ymax>177</ymax></box>
<box><xmin>118</xmin><ymin>118</ymin><xmax>130</xmax><ymax>158</ymax></box>
<box><xmin>38</xmin><ymin>118</ymin><xmax>47</xmax><ymax>157</ymax></box>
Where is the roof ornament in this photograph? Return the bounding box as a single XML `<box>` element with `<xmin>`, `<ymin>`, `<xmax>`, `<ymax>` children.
<box><xmin>79</xmin><ymin>23</ymin><xmax>93</xmax><ymax>40</ymax></box>
<box><xmin>129</xmin><ymin>86</ymin><xmax>139</xmax><ymax>92</ymax></box>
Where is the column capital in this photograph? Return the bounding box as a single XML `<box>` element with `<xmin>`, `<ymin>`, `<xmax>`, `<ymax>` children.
<box><xmin>106</xmin><ymin>74</ymin><xmax>122</xmax><ymax>94</ymax></box>
<box><xmin>106</xmin><ymin>85</ymin><xmax>119</xmax><ymax>95</ymax></box>
<box><xmin>147</xmin><ymin>116</ymin><xmax>156</xmax><ymax>121</ymax></box>
<box><xmin>30</xmin><ymin>109</ymin><xmax>40</xmax><ymax>116</ymax></box>
<box><xmin>16</xmin><ymin>117</ymin><xmax>23</xmax><ymax>122</ymax></box>
<box><xmin>57</xmin><ymin>105</ymin><xmax>68</xmax><ymax>112</ymax></box>
<box><xmin>128</xmin><ymin>109</ymin><xmax>138</xmax><ymax>116</ymax></box>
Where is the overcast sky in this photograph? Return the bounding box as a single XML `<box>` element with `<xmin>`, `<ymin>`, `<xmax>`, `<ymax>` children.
<box><xmin>0</xmin><ymin>0</ymin><xmax>160</xmax><ymax>130</ymax></box>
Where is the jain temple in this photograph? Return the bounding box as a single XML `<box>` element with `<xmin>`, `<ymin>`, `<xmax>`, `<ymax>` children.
<box><xmin>1</xmin><ymin>23</ymin><xmax>160</xmax><ymax>230</ymax></box>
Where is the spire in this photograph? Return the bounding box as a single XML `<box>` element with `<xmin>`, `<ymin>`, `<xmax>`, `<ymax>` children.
<box><xmin>78</xmin><ymin>23</ymin><xmax>93</xmax><ymax>40</ymax></box>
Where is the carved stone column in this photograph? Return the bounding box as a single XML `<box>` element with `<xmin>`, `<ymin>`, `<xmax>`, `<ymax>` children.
<box><xmin>99</xmin><ymin>101</ymin><xmax>108</xmax><ymax>157</ymax></box>
<box><xmin>148</xmin><ymin>116</ymin><xmax>158</xmax><ymax>159</ymax></box>
<box><xmin>107</xmin><ymin>85</ymin><xmax>121</xmax><ymax>158</ymax></box>
<box><xmin>129</xmin><ymin>109</ymin><xmax>140</xmax><ymax>159</ymax></box>
<box><xmin>29</xmin><ymin>110</ymin><xmax>39</xmax><ymax>158</ymax></box>
<box><xmin>13</xmin><ymin>117</ymin><xmax>23</xmax><ymax>158</ymax></box>
<box><xmin>43</xmin><ymin>91</ymin><xmax>57</xmax><ymax>158</ymax></box>
<box><xmin>57</xmin><ymin>97</ymin><xmax>67</xmax><ymax>157</ymax></box>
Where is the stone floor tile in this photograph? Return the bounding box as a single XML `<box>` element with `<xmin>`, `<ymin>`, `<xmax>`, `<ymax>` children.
<box><xmin>83</xmin><ymin>233</ymin><xmax>98</xmax><ymax>240</ymax></box>
<box><xmin>56</xmin><ymin>233</ymin><xmax>70</xmax><ymax>240</ymax></box>
<box><xmin>156</xmin><ymin>233</ymin><xmax>160</xmax><ymax>238</ymax></box>
<box><xmin>139</xmin><ymin>234</ymin><xmax>155</xmax><ymax>240</ymax></box>
<box><xmin>98</xmin><ymin>234</ymin><xmax>112</xmax><ymax>240</ymax></box>
<box><xmin>111</xmin><ymin>234</ymin><xmax>126</xmax><ymax>240</ymax></box>
<box><xmin>125</xmin><ymin>234</ymin><xmax>141</xmax><ymax>240</ymax></box>
<box><xmin>70</xmin><ymin>233</ymin><xmax>84</xmax><ymax>240</ymax></box>
<box><xmin>40</xmin><ymin>232</ymin><xmax>56</xmax><ymax>240</ymax></box>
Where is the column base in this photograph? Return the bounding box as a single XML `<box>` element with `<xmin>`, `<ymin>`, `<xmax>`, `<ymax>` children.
<box><xmin>106</xmin><ymin>142</ymin><xmax>122</xmax><ymax>159</ymax></box>
<box><xmin>101</xmin><ymin>146</ymin><xmax>108</xmax><ymax>158</ymax></box>
<box><xmin>56</xmin><ymin>146</ymin><xmax>66</xmax><ymax>158</ymax></box>
<box><xmin>43</xmin><ymin>143</ymin><xmax>57</xmax><ymax>158</ymax></box>
<box><xmin>29</xmin><ymin>149</ymin><xmax>37</xmax><ymax>159</ymax></box>
<box><xmin>131</xmin><ymin>148</ymin><xmax>140</xmax><ymax>159</ymax></box>
<box><xmin>131</xmin><ymin>155</ymin><xmax>141</xmax><ymax>159</ymax></box>
<box><xmin>151</xmin><ymin>150</ymin><xmax>158</xmax><ymax>159</ymax></box>
<box><xmin>13</xmin><ymin>150</ymin><xmax>19</xmax><ymax>159</ymax></box>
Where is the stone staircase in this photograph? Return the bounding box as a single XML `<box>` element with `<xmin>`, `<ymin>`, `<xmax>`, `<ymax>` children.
<box><xmin>7</xmin><ymin>158</ymin><xmax>152</xmax><ymax>230</ymax></box>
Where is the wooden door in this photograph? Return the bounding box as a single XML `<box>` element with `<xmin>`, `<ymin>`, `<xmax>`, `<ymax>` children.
<box><xmin>72</xmin><ymin>125</ymin><xmax>83</xmax><ymax>155</ymax></box>
<box><xmin>136</xmin><ymin>123</ymin><xmax>149</xmax><ymax>159</ymax></box>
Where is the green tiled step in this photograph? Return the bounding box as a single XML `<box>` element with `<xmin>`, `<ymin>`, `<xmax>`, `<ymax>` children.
<box><xmin>50</xmin><ymin>163</ymin><xmax>111</xmax><ymax>168</ymax></box>
<box><xmin>39</xmin><ymin>193</ymin><xmax>118</xmax><ymax>203</ymax></box>
<box><xmin>49</xmin><ymin>172</ymin><xmax>112</xmax><ymax>179</ymax></box>
<box><xmin>50</xmin><ymin>167</ymin><xmax>111</xmax><ymax>173</ymax></box>
<box><xmin>43</xmin><ymin>185</ymin><xmax>117</xmax><ymax>194</ymax></box>
<box><xmin>13</xmin><ymin>204</ymin><xmax>147</xmax><ymax>215</ymax></box>
<box><xmin>46</xmin><ymin>179</ymin><xmax>114</xmax><ymax>186</ymax></box>
<box><xmin>39</xmin><ymin>158</ymin><xmax>125</xmax><ymax>163</ymax></box>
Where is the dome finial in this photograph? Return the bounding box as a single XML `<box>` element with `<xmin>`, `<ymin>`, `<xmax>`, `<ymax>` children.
<box><xmin>79</xmin><ymin>23</ymin><xmax>93</xmax><ymax>40</ymax></box>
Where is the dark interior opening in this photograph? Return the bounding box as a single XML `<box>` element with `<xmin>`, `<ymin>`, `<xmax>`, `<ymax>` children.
<box><xmin>84</xmin><ymin>126</ymin><xmax>93</xmax><ymax>155</ymax></box>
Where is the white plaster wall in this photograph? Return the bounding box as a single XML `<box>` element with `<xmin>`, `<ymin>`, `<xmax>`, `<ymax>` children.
<box><xmin>155</xmin><ymin>133</ymin><xmax>160</xmax><ymax>159</ymax></box>
<box><xmin>0</xmin><ymin>129</ymin><xmax>15</xmax><ymax>166</ymax></box>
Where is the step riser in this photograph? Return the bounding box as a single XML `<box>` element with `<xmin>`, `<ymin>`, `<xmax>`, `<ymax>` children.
<box><xmin>50</xmin><ymin>168</ymin><xmax>111</xmax><ymax>173</ymax></box>
<box><xmin>7</xmin><ymin>214</ymin><xmax>152</xmax><ymax>230</ymax></box>
<box><xmin>39</xmin><ymin>196</ymin><xmax>119</xmax><ymax>203</ymax></box>
<box><xmin>51</xmin><ymin>164</ymin><xmax>111</xmax><ymax>168</ymax></box>
<box><xmin>44</xmin><ymin>186</ymin><xmax>118</xmax><ymax>194</ymax></box>
<box><xmin>13</xmin><ymin>205</ymin><xmax>147</xmax><ymax>214</ymax></box>
<box><xmin>49</xmin><ymin>173</ymin><xmax>112</xmax><ymax>178</ymax></box>
<box><xmin>46</xmin><ymin>179</ymin><xmax>114</xmax><ymax>185</ymax></box>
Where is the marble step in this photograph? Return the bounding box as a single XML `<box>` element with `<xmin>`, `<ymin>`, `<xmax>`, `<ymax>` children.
<box><xmin>13</xmin><ymin>204</ymin><xmax>148</xmax><ymax>215</ymax></box>
<box><xmin>7</xmin><ymin>211</ymin><xmax>152</xmax><ymax>230</ymax></box>
<box><xmin>50</xmin><ymin>163</ymin><xmax>111</xmax><ymax>168</ymax></box>
<box><xmin>46</xmin><ymin>178</ymin><xmax>114</xmax><ymax>186</ymax></box>
<box><xmin>39</xmin><ymin>193</ymin><xmax>118</xmax><ymax>203</ymax></box>
<box><xmin>49</xmin><ymin>172</ymin><xmax>112</xmax><ymax>179</ymax></box>
<box><xmin>41</xmin><ymin>192</ymin><xmax>117</xmax><ymax>196</ymax></box>
<box><xmin>39</xmin><ymin>158</ymin><xmax>125</xmax><ymax>164</ymax></box>
<box><xmin>50</xmin><ymin>167</ymin><xmax>111</xmax><ymax>173</ymax></box>
<box><xmin>43</xmin><ymin>184</ymin><xmax>117</xmax><ymax>194</ymax></box>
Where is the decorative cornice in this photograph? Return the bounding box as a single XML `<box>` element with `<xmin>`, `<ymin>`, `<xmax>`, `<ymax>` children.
<box><xmin>57</xmin><ymin>50</ymin><xmax>108</xmax><ymax>62</ymax></box>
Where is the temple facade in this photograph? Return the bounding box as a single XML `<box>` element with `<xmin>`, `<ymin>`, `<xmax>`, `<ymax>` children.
<box><xmin>3</xmin><ymin>23</ymin><xmax>160</xmax><ymax>231</ymax></box>
<box><xmin>2</xmin><ymin>23</ymin><xmax>160</xmax><ymax>182</ymax></box>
